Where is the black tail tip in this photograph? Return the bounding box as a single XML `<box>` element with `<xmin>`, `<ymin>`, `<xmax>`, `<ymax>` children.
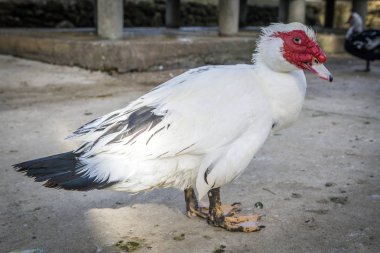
<box><xmin>12</xmin><ymin>152</ymin><xmax>117</xmax><ymax>191</ymax></box>
<box><xmin>13</xmin><ymin>162</ymin><xmax>29</xmax><ymax>172</ymax></box>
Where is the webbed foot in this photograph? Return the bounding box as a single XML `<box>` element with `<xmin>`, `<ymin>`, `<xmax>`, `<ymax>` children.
<box><xmin>207</xmin><ymin>188</ymin><xmax>263</xmax><ymax>232</ymax></box>
<box><xmin>184</xmin><ymin>187</ymin><xmax>264</xmax><ymax>232</ymax></box>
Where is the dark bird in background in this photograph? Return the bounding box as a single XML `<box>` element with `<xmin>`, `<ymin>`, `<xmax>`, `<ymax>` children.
<box><xmin>345</xmin><ymin>12</ymin><xmax>380</xmax><ymax>72</ymax></box>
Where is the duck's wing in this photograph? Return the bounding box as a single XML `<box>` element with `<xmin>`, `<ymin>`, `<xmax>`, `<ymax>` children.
<box><xmin>66</xmin><ymin>69</ymin><xmax>191</xmax><ymax>142</ymax></box>
<box><xmin>69</xmin><ymin>66</ymin><xmax>264</xmax><ymax>160</ymax></box>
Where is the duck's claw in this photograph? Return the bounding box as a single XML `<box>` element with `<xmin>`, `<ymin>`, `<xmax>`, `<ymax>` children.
<box><xmin>222</xmin><ymin>219</ymin><xmax>263</xmax><ymax>232</ymax></box>
<box><xmin>186</xmin><ymin>206</ymin><xmax>208</xmax><ymax>219</ymax></box>
<box><xmin>212</xmin><ymin>213</ymin><xmax>263</xmax><ymax>233</ymax></box>
<box><xmin>224</xmin><ymin>213</ymin><xmax>261</xmax><ymax>223</ymax></box>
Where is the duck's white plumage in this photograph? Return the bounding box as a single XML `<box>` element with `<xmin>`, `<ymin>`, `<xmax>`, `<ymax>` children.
<box><xmin>69</xmin><ymin>64</ymin><xmax>279</xmax><ymax>198</ymax></box>
<box><xmin>17</xmin><ymin>23</ymin><xmax>329</xmax><ymax>199</ymax></box>
<box><xmin>67</xmin><ymin>24</ymin><xmax>313</xmax><ymax>198</ymax></box>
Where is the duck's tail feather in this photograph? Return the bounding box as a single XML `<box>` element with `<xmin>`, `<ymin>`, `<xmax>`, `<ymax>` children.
<box><xmin>13</xmin><ymin>152</ymin><xmax>116</xmax><ymax>191</ymax></box>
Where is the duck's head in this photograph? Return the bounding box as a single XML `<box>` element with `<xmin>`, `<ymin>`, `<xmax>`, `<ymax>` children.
<box><xmin>254</xmin><ymin>22</ymin><xmax>333</xmax><ymax>82</ymax></box>
<box><xmin>347</xmin><ymin>12</ymin><xmax>363</xmax><ymax>27</ymax></box>
<box><xmin>346</xmin><ymin>12</ymin><xmax>363</xmax><ymax>37</ymax></box>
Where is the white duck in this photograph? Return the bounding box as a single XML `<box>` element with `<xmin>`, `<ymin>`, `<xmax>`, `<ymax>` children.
<box><xmin>15</xmin><ymin>23</ymin><xmax>332</xmax><ymax>232</ymax></box>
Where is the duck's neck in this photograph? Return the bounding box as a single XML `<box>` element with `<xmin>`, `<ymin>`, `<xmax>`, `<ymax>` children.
<box><xmin>253</xmin><ymin>58</ymin><xmax>307</xmax><ymax>131</ymax></box>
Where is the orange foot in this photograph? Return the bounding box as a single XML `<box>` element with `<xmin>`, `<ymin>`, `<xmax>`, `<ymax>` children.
<box><xmin>207</xmin><ymin>188</ymin><xmax>264</xmax><ymax>233</ymax></box>
<box><xmin>222</xmin><ymin>214</ymin><xmax>262</xmax><ymax>232</ymax></box>
<box><xmin>184</xmin><ymin>187</ymin><xmax>264</xmax><ymax>232</ymax></box>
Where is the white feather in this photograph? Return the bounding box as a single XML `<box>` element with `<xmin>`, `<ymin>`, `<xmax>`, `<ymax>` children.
<box><xmin>68</xmin><ymin>23</ymin><xmax>313</xmax><ymax>198</ymax></box>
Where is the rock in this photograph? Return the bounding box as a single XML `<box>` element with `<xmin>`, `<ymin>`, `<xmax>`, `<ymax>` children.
<box><xmin>291</xmin><ymin>193</ymin><xmax>302</xmax><ymax>198</ymax></box>
<box><xmin>325</xmin><ymin>182</ymin><xmax>336</xmax><ymax>187</ymax></box>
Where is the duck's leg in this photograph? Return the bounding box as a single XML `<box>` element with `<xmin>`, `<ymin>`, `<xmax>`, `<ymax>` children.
<box><xmin>355</xmin><ymin>60</ymin><xmax>371</xmax><ymax>72</ymax></box>
<box><xmin>184</xmin><ymin>187</ymin><xmax>242</xmax><ymax>219</ymax></box>
<box><xmin>184</xmin><ymin>187</ymin><xmax>208</xmax><ymax>218</ymax></box>
<box><xmin>207</xmin><ymin>188</ymin><xmax>263</xmax><ymax>232</ymax></box>
<box><xmin>365</xmin><ymin>60</ymin><xmax>370</xmax><ymax>72</ymax></box>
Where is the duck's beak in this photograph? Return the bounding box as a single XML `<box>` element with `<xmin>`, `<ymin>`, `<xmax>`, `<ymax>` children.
<box><xmin>303</xmin><ymin>62</ymin><xmax>333</xmax><ymax>82</ymax></box>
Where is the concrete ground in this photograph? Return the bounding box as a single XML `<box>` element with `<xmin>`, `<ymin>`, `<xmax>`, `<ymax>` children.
<box><xmin>0</xmin><ymin>54</ymin><xmax>379</xmax><ymax>253</ymax></box>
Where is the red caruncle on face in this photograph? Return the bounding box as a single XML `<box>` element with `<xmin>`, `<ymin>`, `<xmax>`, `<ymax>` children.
<box><xmin>273</xmin><ymin>30</ymin><xmax>327</xmax><ymax>69</ymax></box>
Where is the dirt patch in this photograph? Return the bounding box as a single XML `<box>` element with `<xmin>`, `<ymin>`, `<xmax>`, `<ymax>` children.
<box><xmin>329</xmin><ymin>196</ymin><xmax>348</xmax><ymax>205</ymax></box>
<box><xmin>115</xmin><ymin>238</ymin><xmax>146</xmax><ymax>252</ymax></box>
<box><xmin>173</xmin><ymin>233</ymin><xmax>186</xmax><ymax>241</ymax></box>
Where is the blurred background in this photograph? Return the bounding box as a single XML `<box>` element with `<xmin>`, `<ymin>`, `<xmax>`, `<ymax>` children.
<box><xmin>0</xmin><ymin>0</ymin><xmax>380</xmax><ymax>72</ymax></box>
<box><xmin>0</xmin><ymin>0</ymin><xmax>379</xmax><ymax>71</ymax></box>
<box><xmin>0</xmin><ymin>0</ymin><xmax>379</xmax><ymax>29</ymax></box>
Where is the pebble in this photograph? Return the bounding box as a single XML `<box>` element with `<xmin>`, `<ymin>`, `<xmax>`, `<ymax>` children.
<box><xmin>254</xmin><ymin>202</ymin><xmax>264</xmax><ymax>209</ymax></box>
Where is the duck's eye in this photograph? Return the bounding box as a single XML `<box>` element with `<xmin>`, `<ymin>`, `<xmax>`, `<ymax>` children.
<box><xmin>293</xmin><ymin>37</ymin><xmax>301</xmax><ymax>44</ymax></box>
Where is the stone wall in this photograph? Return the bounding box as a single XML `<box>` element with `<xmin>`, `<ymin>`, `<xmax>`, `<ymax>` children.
<box><xmin>0</xmin><ymin>0</ymin><xmax>278</xmax><ymax>28</ymax></box>
<box><xmin>368</xmin><ymin>0</ymin><xmax>380</xmax><ymax>28</ymax></box>
<box><xmin>0</xmin><ymin>0</ymin><xmax>94</xmax><ymax>28</ymax></box>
